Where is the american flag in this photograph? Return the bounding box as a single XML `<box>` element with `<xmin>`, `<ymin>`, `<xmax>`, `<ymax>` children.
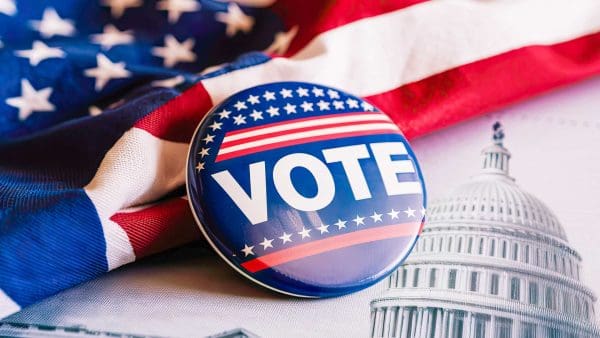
<box><xmin>1</xmin><ymin>0</ymin><xmax>600</xmax><ymax>317</ymax></box>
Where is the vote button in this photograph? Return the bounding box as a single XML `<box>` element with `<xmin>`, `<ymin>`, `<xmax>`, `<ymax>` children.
<box><xmin>186</xmin><ymin>82</ymin><xmax>426</xmax><ymax>297</ymax></box>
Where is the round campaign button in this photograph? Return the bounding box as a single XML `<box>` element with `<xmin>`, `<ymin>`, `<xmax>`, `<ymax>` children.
<box><xmin>186</xmin><ymin>82</ymin><xmax>426</xmax><ymax>297</ymax></box>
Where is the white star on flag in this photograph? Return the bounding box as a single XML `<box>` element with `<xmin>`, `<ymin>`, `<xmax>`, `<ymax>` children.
<box><xmin>264</xmin><ymin>26</ymin><xmax>298</xmax><ymax>55</ymax></box>
<box><xmin>202</xmin><ymin>134</ymin><xmax>215</xmax><ymax>143</ymax></box>
<box><xmin>266</xmin><ymin>106</ymin><xmax>279</xmax><ymax>117</ymax></box>
<box><xmin>317</xmin><ymin>224</ymin><xmax>330</xmax><ymax>234</ymax></box>
<box><xmin>233</xmin><ymin>114</ymin><xmax>247</xmax><ymax>125</ymax></box>
<box><xmin>15</xmin><ymin>41</ymin><xmax>65</xmax><ymax>66</ymax></box>
<box><xmin>334</xmin><ymin>219</ymin><xmax>347</xmax><ymax>229</ymax></box>
<box><xmin>216</xmin><ymin>3</ymin><xmax>254</xmax><ymax>37</ymax></box>
<box><xmin>352</xmin><ymin>215</ymin><xmax>365</xmax><ymax>226</ymax></box>
<box><xmin>404</xmin><ymin>206</ymin><xmax>416</xmax><ymax>218</ymax></box>
<box><xmin>259</xmin><ymin>237</ymin><xmax>274</xmax><ymax>250</ymax></box>
<box><xmin>361</xmin><ymin>101</ymin><xmax>375</xmax><ymax>111</ymax></box>
<box><xmin>327</xmin><ymin>89</ymin><xmax>340</xmax><ymax>99</ymax></box>
<box><xmin>279</xmin><ymin>232</ymin><xmax>292</xmax><ymax>244</ymax></box>
<box><xmin>6</xmin><ymin>79</ymin><xmax>55</xmax><ymax>121</ymax></box>
<box><xmin>298</xmin><ymin>227</ymin><xmax>311</xmax><ymax>239</ymax></box>
<box><xmin>250</xmin><ymin>110</ymin><xmax>263</xmax><ymax>121</ymax></box>
<box><xmin>262</xmin><ymin>90</ymin><xmax>275</xmax><ymax>101</ymax></box>
<box><xmin>156</xmin><ymin>0</ymin><xmax>201</xmax><ymax>23</ymax></box>
<box><xmin>333</xmin><ymin>100</ymin><xmax>344</xmax><ymax>110</ymax></box>
<box><xmin>30</xmin><ymin>8</ymin><xmax>76</xmax><ymax>38</ymax></box>
<box><xmin>241</xmin><ymin>244</ymin><xmax>255</xmax><ymax>257</ymax></box>
<box><xmin>91</xmin><ymin>24</ymin><xmax>134</xmax><ymax>50</ymax></box>
<box><xmin>84</xmin><ymin>54</ymin><xmax>131</xmax><ymax>91</ymax></box>
<box><xmin>0</xmin><ymin>0</ymin><xmax>16</xmax><ymax>16</ymax></box>
<box><xmin>387</xmin><ymin>209</ymin><xmax>400</xmax><ymax>220</ymax></box>
<box><xmin>247</xmin><ymin>94</ymin><xmax>260</xmax><ymax>105</ymax></box>
<box><xmin>101</xmin><ymin>0</ymin><xmax>142</xmax><ymax>18</ymax></box>
<box><xmin>283</xmin><ymin>103</ymin><xmax>296</xmax><ymax>114</ymax></box>
<box><xmin>370</xmin><ymin>211</ymin><xmax>383</xmax><ymax>222</ymax></box>
<box><xmin>195</xmin><ymin>162</ymin><xmax>205</xmax><ymax>171</ymax></box>
<box><xmin>152</xmin><ymin>35</ymin><xmax>196</xmax><ymax>68</ymax></box>
<box><xmin>218</xmin><ymin>109</ymin><xmax>232</xmax><ymax>119</ymax></box>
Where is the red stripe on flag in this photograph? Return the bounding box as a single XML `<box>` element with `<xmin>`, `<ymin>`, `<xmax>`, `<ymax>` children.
<box><xmin>215</xmin><ymin>128</ymin><xmax>398</xmax><ymax>162</ymax></box>
<box><xmin>241</xmin><ymin>222</ymin><xmax>422</xmax><ymax>273</ymax></box>
<box><xmin>272</xmin><ymin>0</ymin><xmax>428</xmax><ymax>57</ymax></box>
<box><xmin>371</xmin><ymin>32</ymin><xmax>600</xmax><ymax>140</ymax></box>
<box><xmin>110</xmin><ymin>197</ymin><xmax>202</xmax><ymax>258</ymax></box>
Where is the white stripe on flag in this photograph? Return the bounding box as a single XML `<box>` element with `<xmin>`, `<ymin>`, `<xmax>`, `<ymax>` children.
<box><xmin>0</xmin><ymin>288</ymin><xmax>20</xmax><ymax>319</ymax></box>
<box><xmin>222</xmin><ymin>113</ymin><xmax>391</xmax><ymax>143</ymax></box>
<box><xmin>202</xmin><ymin>0</ymin><xmax>600</xmax><ymax>102</ymax></box>
<box><xmin>84</xmin><ymin>128</ymin><xmax>188</xmax><ymax>270</ymax></box>
<box><xmin>218</xmin><ymin>122</ymin><xmax>398</xmax><ymax>155</ymax></box>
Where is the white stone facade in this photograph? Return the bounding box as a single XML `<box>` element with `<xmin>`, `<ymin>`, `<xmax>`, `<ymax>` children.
<box><xmin>370</xmin><ymin>123</ymin><xmax>600</xmax><ymax>338</ymax></box>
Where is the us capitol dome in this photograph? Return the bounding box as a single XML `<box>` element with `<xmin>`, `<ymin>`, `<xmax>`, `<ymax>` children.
<box><xmin>370</xmin><ymin>123</ymin><xmax>600</xmax><ymax>338</ymax></box>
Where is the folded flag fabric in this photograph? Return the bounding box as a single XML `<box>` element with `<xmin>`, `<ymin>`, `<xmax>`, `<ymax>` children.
<box><xmin>1</xmin><ymin>0</ymin><xmax>600</xmax><ymax>319</ymax></box>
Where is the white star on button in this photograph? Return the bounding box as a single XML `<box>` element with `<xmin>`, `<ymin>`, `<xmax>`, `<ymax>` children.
<box><xmin>208</xmin><ymin>121</ymin><xmax>222</xmax><ymax>131</ymax></box>
<box><xmin>233</xmin><ymin>114</ymin><xmax>247</xmax><ymax>125</ymax></box>
<box><xmin>218</xmin><ymin>109</ymin><xmax>231</xmax><ymax>119</ymax></box>
<box><xmin>15</xmin><ymin>41</ymin><xmax>64</xmax><ymax>66</ymax></box>
<box><xmin>84</xmin><ymin>54</ymin><xmax>131</xmax><ymax>91</ymax></box>
<box><xmin>198</xmin><ymin>147</ymin><xmax>210</xmax><ymax>157</ymax></box>
<box><xmin>353</xmin><ymin>215</ymin><xmax>365</xmax><ymax>226</ymax></box>
<box><xmin>298</xmin><ymin>227</ymin><xmax>311</xmax><ymax>239</ymax></box>
<box><xmin>30</xmin><ymin>8</ymin><xmax>76</xmax><ymax>38</ymax></box>
<box><xmin>247</xmin><ymin>94</ymin><xmax>260</xmax><ymax>105</ymax></box>
<box><xmin>216</xmin><ymin>3</ymin><xmax>254</xmax><ymax>37</ymax></box>
<box><xmin>195</xmin><ymin>161</ymin><xmax>205</xmax><ymax>172</ymax></box>
<box><xmin>334</xmin><ymin>219</ymin><xmax>347</xmax><ymax>230</ymax></box>
<box><xmin>6</xmin><ymin>79</ymin><xmax>55</xmax><ymax>121</ymax></box>
<box><xmin>0</xmin><ymin>0</ymin><xmax>17</xmax><ymax>16</ymax></box>
<box><xmin>312</xmin><ymin>87</ymin><xmax>324</xmax><ymax>97</ymax></box>
<box><xmin>296</xmin><ymin>87</ymin><xmax>309</xmax><ymax>97</ymax></box>
<box><xmin>157</xmin><ymin>0</ymin><xmax>200</xmax><ymax>23</ymax></box>
<box><xmin>387</xmin><ymin>209</ymin><xmax>400</xmax><ymax>220</ymax></box>
<box><xmin>333</xmin><ymin>100</ymin><xmax>344</xmax><ymax>110</ymax></box>
<box><xmin>370</xmin><ymin>211</ymin><xmax>383</xmax><ymax>222</ymax></box>
<box><xmin>279</xmin><ymin>88</ymin><xmax>292</xmax><ymax>98</ymax></box>
<box><xmin>250</xmin><ymin>110</ymin><xmax>263</xmax><ymax>121</ymax></box>
<box><xmin>316</xmin><ymin>100</ymin><xmax>330</xmax><ymax>111</ymax></box>
<box><xmin>234</xmin><ymin>101</ymin><xmax>247</xmax><ymax>111</ymax></box>
<box><xmin>241</xmin><ymin>244</ymin><xmax>255</xmax><ymax>257</ymax></box>
<box><xmin>202</xmin><ymin>134</ymin><xmax>215</xmax><ymax>143</ymax></box>
<box><xmin>346</xmin><ymin>98</ymin><xmax>359</xmax><ymax>109</ymax></box>
<box><xmin>266</xmin><ymin>106</ymin><xmax>279</xmax><ymax>117</ymax></box>
<box><xmin>300</xmin><ymin>101</ymin><xmax>313</xmax><ymax>112</ymax></box>
<box><xmin>259</xmin><ymin>237</ymin><xmax>274</xmax><ymax>250</ymax></box>
<box><xmin>263</xmin><ymin>91</ymin><xmax>275</xmax><ymax>101</ymax></box>
<box><xmin>317</xmin><ymin>224</ymin><xmax>330</xmax><ymax>234</ymax></box>
<box><xmin>101</xmin><ymin>0</ymin><xmax>142</xmax><ymax>18</ymax></box>
<box><xmin>91</xmin><ymin>24</ymin><xmax>134</xmax><ymax>50</ymax></box>
<box><xmin>404</xmin><ymin>206</ymin><xmax>416</xmax><ymax>218</ymax></box>
<box><xmin>283</xmin><ymin>103</ymin><xmax>296</xmax><ymax>114</ymax></box>
<box><xmin>279</xmin><ymin>232</ymin><xmax>293</xmax><ymax>244</ymax></box>
<box><xmin>152</xmin><ymin>35</ymin><xmax>196</xmax><ymax>68</ymax></box>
